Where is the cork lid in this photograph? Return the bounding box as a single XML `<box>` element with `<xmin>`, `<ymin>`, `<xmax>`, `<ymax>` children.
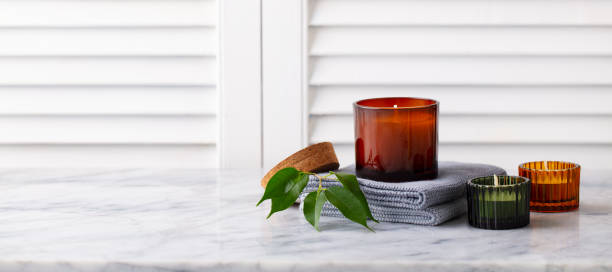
<box><xmin>261</xmin><ymin>142</ymin><xmax>340</xmax><ymax>187</ymax></box>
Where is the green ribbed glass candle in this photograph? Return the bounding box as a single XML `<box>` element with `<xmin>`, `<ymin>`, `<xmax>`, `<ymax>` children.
<box><xmin>467</xmin><ymin>175</ymin><xmax>531</xmax><ymax>230</ymax></box>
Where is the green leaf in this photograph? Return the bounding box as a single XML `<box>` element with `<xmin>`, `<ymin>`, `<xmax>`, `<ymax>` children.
<box><xmin>303</xmin><ymin>190</ymin><xmax>327</xmax><ymax>231</ymax></box>
<box><xmin>267</xmin><ymin>173</ymin><xmax>309</xmax><ymax>218</ymax></box>
<box><xmin>324</xmin><ymin>186</ymin><xmax>374</xmax><ymax>231</ymax></box>
<box><xmin>257</xmin><ymin>167</ymin><xmax>300</xmax><ymax>206</ymax></box>
<box><xmin>332</xmin><ymin>172</ymin><xmax>379</xmax><ymax>223</ymax></box>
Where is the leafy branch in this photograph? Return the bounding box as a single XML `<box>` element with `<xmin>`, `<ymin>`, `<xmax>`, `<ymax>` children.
<box><xmin>257</xmin><ymin>167</ymin><xmax>378</xmax><ymax>231</ymax></box>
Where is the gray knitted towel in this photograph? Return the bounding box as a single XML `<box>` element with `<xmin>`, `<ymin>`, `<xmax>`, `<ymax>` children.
<box><xmin>301</xmin><ymin>161</ymin><xmax>506</xmax><ymax>226</ymax></box>
<box><xmin>308</xmin><ymin>197</ymin><xmax>467</xmax><ymax>226</ymax></box>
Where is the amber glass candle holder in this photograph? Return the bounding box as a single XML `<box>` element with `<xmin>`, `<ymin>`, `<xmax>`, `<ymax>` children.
<box><xmin>354</xmin><ymin>97</ymin><xmax>438</xmax><ymax>182</ymax></box>
<box><xmin>518</xmin><ymin>161</ymin><xmax>580</xmax><ymax>212</ymax></box>
<box><xmin>467</xmin><ymin>175</ymin><xmax>531</xmax><ymax>230</ymax></box>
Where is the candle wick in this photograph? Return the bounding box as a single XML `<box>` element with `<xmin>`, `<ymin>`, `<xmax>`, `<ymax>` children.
<box><xmin>493</xmin><ymin>174</ymin><xmax>499</xmax><ymax>186</ymax></box>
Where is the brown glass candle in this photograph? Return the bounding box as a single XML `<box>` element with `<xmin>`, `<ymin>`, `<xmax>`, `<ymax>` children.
<box><xmin>518</xmin><ymin>161</ymin><xmax>580</xmax><ymax>212</ymax></box>
<box><xmin>354</xmin><ymin>97</ymin><xmax>438</xmax><ymax>182</ymax></box>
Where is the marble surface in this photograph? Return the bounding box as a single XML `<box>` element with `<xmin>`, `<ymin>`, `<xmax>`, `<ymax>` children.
<box><xmin>0</xmin><ymin>168</ymin><xmax>611</xmax><ymax>272</ymax></box>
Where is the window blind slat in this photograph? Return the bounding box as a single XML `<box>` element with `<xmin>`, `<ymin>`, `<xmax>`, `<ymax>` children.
<box><xmin>310</xmin><ymin>56</ymin><xmax>612</xmax><ymax>85</ymax></box>
<box><xmin>0</xmin><ymin>87</ymin><xmax>215</xmax><ymax>115</ymax></box>
<box><xmin>0</xmin><ymin>0</ymin><xmax>215</xmax><ymax>27</ymax></box>
<box><xmin>311</xmin><ymin>0</ymin><xmax>612</xmax><ymax>26</ymax></box>
<box><xmin>311</xmin><ymin>27</ymin><xmax>612</xmax><ymax>56</ymax></box>
<box><xmin>0</xmin><ymin>57</ymin><xmax>215</xmax><ymax>85</ymax></box>
<box><xmin>0</xmin><ymin>144</ymin><xmax>217</xmax><ymax>168</ymax></box>
<box><xmin>0</xmin><ymin>28</ymin><xmax>216</xmax><ymax>56</ymax></box>
<box><xmin>0</xmin><ymin>116</ymin><xmax>215</xmax><ymax>144</ymax></box>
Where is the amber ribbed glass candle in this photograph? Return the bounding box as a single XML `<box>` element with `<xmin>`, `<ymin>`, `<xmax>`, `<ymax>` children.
<box><xmin>467</xmin><ymin>175</ymin><xmax>531</xmax><ymax>230</ymax></box>
<box><xmin>518</xmin><ymin>161</ymin><xmax>580</xmax><ymax>212</ymax></box>
<box><xmin>354</xmin><ymin>97</ymin><xmax>438</xmax><ymax>182</ymax></box>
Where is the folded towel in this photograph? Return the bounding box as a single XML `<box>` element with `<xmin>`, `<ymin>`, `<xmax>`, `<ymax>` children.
<box><xmin>304</xmin><ymin>161</ymin><xmax>506</xmax><ymax>210</ymax></box>
<box><xmin>310</xmin><ymin>197</ymin><xmax>467</xmax><ymax>226</ymax></box>
<box><xmin>300</xmin><ymin>161</ymin><xmax>506</xmax><ymax>226</ymax></box>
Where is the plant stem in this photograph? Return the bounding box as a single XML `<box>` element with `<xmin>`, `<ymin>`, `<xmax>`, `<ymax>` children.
<box><xmin>305</xmin><ymin>172</ymin><xmax>337</xmax><ymax>191</ymax></box>
<box><xmin>308</xmin><ymin>173</ymin><xmax>323</xmax><ymax>190</ymax></box>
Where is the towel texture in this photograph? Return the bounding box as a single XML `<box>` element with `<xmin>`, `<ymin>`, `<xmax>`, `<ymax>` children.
<box><xmin>316</xmin><ymin>198</ymin><xmax>467</xmax><ymax>226</ymax></box>
<box><xmin>301</xmin><ymin>161</ymin><xmax>506</xmax><ymax>226</ymax></box>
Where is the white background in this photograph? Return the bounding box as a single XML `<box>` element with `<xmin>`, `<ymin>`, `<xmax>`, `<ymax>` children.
<box><xmin>1</xmin><ymin>0</ymin><xmax>611</xmax><ymax>170</ymax></box>
<box><xmin>263</xmin><ymin>0</ymin><xmax>612</xmax><ymax>171</ymax></box>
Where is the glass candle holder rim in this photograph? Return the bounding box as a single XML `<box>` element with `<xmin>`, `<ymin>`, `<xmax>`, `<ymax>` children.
<box><xmin>354</xmin><ymin>97</ymin><xmax>439</xmax><ymax>110</ymax></box>
<box><xmin>518</xmin><ymin>161</ymin><xmax>581</xmax><ymax>172</ymax></box>
<box><xmin>468</xmin><ymin>175</ymin><xmax>530</xmax><ymax>188</ymax></box>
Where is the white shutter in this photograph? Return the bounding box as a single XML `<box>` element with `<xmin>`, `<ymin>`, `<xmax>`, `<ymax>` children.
<box><xmin>306</xmin><ymin>0</ymin><xmax>612</xmax><ymax>170</ymax></box>
<box><xmin>0</xmin><ymin>0</ymin><xmax>218</xmax><ymax>167</ymax></box>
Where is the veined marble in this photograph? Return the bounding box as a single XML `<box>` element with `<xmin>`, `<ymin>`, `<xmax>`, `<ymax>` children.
<box><xmin>0</xmin><ymin>168</ymin><xmax>610</xmax><ymax>272</ymax></box>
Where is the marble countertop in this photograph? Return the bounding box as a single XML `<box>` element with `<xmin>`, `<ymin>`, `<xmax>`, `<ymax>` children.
<box><xmin>0</xmin><ymin>168</ymin><xmax>611</xmax><ymax>272</ymax></box>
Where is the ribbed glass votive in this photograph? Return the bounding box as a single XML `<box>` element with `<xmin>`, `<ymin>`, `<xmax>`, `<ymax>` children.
<box><xmin>518</xmin><ymin>161</ymin><xmax>580</xmax><ymax>212</ymax></box>
<box><xmin>467</xmin><ymin>176</ymin><xmax>531</xmax><ymax>230</ymax></box>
